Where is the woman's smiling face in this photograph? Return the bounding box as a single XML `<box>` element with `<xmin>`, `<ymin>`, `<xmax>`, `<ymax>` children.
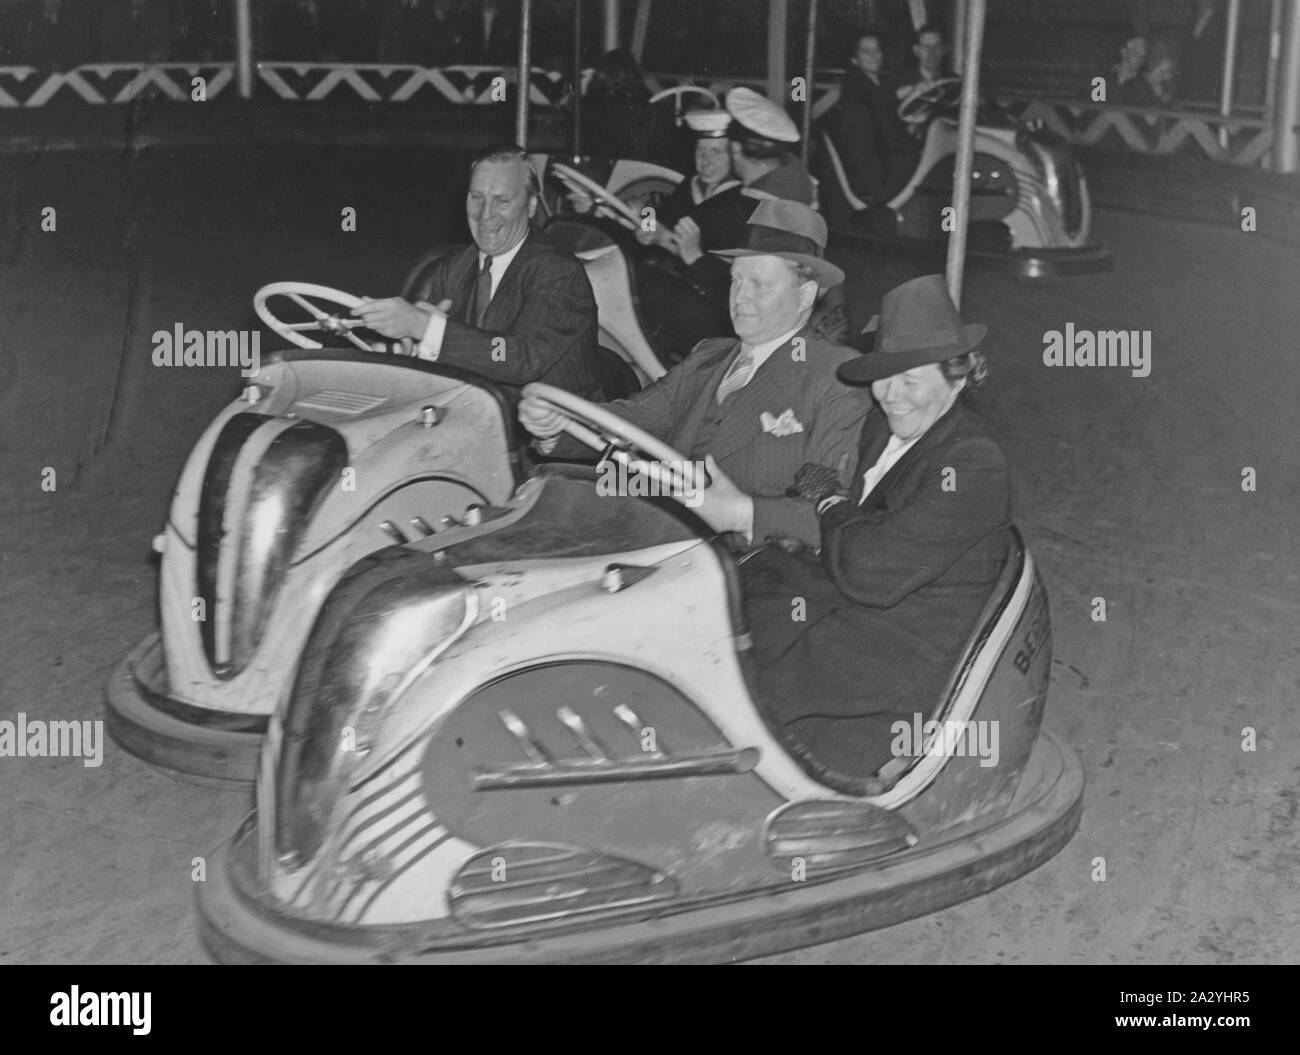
<box><xmin>871</xmin><ymin>363</ymin><xmax>963</xmax><ymax>441</ymax></box>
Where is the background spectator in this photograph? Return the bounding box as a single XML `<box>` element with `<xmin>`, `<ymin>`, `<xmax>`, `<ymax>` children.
<box><xmin>93</xmin><ymin>0</ymin><xmax>174</xmax><ymax>62</ymax></box>
<box><xmin>2</xmin><ymin>0</ymin><xmax>94</xmax><ymax>67</ymax></box>
<box><xmin>581</xmin><ymin>48</ymin><xmax>671</xmax><ymax>162</ymax></box>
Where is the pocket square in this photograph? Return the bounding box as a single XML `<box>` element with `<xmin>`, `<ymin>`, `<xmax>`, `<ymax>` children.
<box><xmin>760</xmin><ymin>408</ymin><xmax>805</xmax><ymax>437</ymax></box>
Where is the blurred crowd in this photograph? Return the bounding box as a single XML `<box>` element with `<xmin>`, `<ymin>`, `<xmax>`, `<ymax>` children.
<box><xmin>0</xmin><ymin>0</ymin><xmax>574</xmax><ymax>67</ymax></box>
<box><xmin>1107</xmin><ymin>0</ymin><xmax>1227</xmax><ymax>109</ymax></box>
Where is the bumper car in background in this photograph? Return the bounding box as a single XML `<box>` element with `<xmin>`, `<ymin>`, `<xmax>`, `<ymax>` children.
<box><xmin>105</xmin><ymin>283</ymin><xmax>526</xmax><ymax>784</ymax></box>
<box><xmin>818</xmin><ymin>79</ymin><xmax>1112</xmax><ymax>278</ymax></box>
<box><xmin>195</xmin><ymin>385</ymin><xmax>1083</xmax><ymax>964</ymax></box>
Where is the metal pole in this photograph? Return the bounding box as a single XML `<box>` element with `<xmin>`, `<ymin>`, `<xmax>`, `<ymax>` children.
<box><xmin>235</xmin><ymin>0</ymin><xmax>253</xmax><ymax>100</ymax></box>
<box><xmin>1275</xmin><ymin>0</ymin><xmax>1300</xmax><ymax>172</ymax></box>
<box><xmin>516</xmin><ymin>0</ymin><xmax>533</xmax><ymax>147</ymax></box>
<box><xmin>944</xmin><ymin>0</ymin><xmax>985</xmax><ymax>308</ymax></box>
<box><xmin>800</xmin><ymin>0</ymin><xmax>818</xmax><ymax>166</ymax></box>
<box><xmin>951</xmin><ymin>0</ymin><xmax>966</xmax><ymax>76</ymax></box>
<box><xmin>767</xmin><ymin>0</ymin><xmax>788</xmax><ymax>105</ymax></box>
<box><xmin>603</xmin><ymin>0</ymin><xmax>621</xmax><ymax>52</ymax></box>
<box><xmin>572</xmin><ymin>0</ymin><xmax>583</xmax><ymax>160</ymax></box>
<box><xmin>1217</xmin><ymin>0</ymin><xmax>1240</xmax><ymax>149</ymax></box>
<box><xmin>1264</xmin><ymin>0</ymin><xmax>1282</xmax><ymax>117</ymax></box>
<box><xmin>631</xmin><ymin>0</ymin><xmax>652</xmax><ymax>63</ymax></box>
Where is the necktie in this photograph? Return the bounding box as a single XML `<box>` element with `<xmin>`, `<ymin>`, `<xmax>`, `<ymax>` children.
<box><xmin>471</xmin><ymin>255</ymin><xmax>493</xmax><ymax>328</ymax></box>
<box><xmin>716</xmin><ymin>347</ymin><xmax>757</xmax><ymax>403</ymax></box>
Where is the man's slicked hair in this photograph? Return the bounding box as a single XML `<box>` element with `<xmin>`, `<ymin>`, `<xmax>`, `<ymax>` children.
<box><xmin>915</xmin><ymin>22</ymin><xmax>946</xmax><ymax>45</ymax></box>
<box><xmin>469</xmin><ymin>143</ymin><xmax>541</xmax><ymax>199</ymax></box>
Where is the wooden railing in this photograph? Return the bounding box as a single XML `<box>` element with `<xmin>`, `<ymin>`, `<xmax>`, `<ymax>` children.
<box><xmin>0</xmin><ymin>61</ymin><xmax>1287</xmax><ymax>170</ymax></box>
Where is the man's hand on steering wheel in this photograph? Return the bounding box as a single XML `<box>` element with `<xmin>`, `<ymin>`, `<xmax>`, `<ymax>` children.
<box><xmin>351</xmin><ymin>296</ymin><xmax>447</xmax><ymax>341</ymax></box>
<box><xmin>518</xmin><ymin>391</ymin><xmax>569</xmax><ymax>439</ymax></box>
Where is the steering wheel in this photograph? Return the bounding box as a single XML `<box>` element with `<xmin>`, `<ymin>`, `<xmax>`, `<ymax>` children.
<box><xmin>898</xmin><ymin>77</ymin><xmax>964</xmax><ymax>123</ymax></box>
<box><xmin>649</xmin><ymin>84</ymin><xmax>721</xmax><ymax>125</ymax></box>
<box><xmin>254</xmin><ymin>281</ymin><xmax>384</xmax><ymax>353</ymax></box>
<box><xmin>523</xmin><ymin>382</ymin><xmax>705</xmax><ymax>496</ymax></box>
<box><xmin>550</xmin><ymin>162</ymin><xmax>643</xmax><ymax>231</ymax></box>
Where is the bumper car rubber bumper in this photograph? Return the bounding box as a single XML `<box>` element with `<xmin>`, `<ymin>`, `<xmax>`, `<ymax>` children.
<box><xmin>195</xmin><ymin>730</ymin><xmax>1084</xmax><ymax>964</ymax></box>
<box><xmin>105</xmin><ymin>633</ymin><xmax>266</xmax><ymax>785</ymax></box>
<box><xmin>830</xmin><ymin>226</ymin><xmax>1114</xmax><ymax>279</ymax></box>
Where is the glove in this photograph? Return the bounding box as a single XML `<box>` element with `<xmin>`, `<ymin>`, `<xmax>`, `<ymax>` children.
<box><xmin>788</xmin><ymin>462</ymin><xmax>847</xmax><ymax>506</ymax></box>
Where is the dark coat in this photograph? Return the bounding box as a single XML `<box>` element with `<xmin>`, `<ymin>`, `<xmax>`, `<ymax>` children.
<box><xmin>549</xmin><ymin>328</ymin><xmax>870</xmax><ymax>548</ymax></box>
<box><xmin>418</xmin><ymin>230</ymin><xmax>603</xmax><ymax>400</ymax></box>
<box><xmin>740</xmin><ymin>398</ymin><xmax>1013</xmax><ymax>776</ymax></box>
<box><xmin>828</xmin><ymin>66</ymin><xmax>915</xmax><ymax>203</ymax></box>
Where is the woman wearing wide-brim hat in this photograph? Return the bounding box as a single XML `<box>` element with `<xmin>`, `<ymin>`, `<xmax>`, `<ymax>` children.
<box><xmin>694</xmin><ymin>274</ymin><xmax>1015</xmax><ymax>778</ymax></box>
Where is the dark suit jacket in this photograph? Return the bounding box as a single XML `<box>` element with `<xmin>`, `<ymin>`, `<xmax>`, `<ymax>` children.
<box><xmin>419</xmin><ymin>230</ymin><xmax>603</xmax><ymax>400</ymax></box>
<box><xmin>550</xmin><ymin>328</ymin><xmax>870</xmax><ymax>547</ymax></box>
<box><xmin>740</xmin><ymin>398</ymin><xmax>1013</xmax><ymax>776</ymax></box>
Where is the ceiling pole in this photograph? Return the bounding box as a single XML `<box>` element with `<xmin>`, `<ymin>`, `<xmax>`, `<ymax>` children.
<box><xmin>603</xmin><ymin>0</ymin><xmax>622</xmax><ymax>51</ymax></box>
<box><xmin>1264</xmin><ymin>0</ymin><xmax>1282</xmax><ymax>117</ymax></box>
<box><xmin>572</xmin><ymin>0</ymin><xmax>583</xmax><ymax>159</ymax></box>
<box><xmin>944</xmin><ymin>0</ymin><xmax>985</xmax><ymax>308</ymax></box>
<box><xmin>515</xmin><ymin>0</ymin><xmax>533</xmax><ymax>147</ymax></box>
<box><xmin>951</xmin><ymin>0</ymin><xmax>966</xmax><ymax>75</ymax></box>
<box><xmin>631</xmin><ymin>0</ymin><xmax>652</xmax><ymax>63</ymax></box>
<box><xmin>800</xmin><ymin>0</ymin><xmax>818</xmax><ymax>165</ymax></box>
<box><xmin>234</xmin><ymin>0</ymin><xmax>253</xmax><ymax>100</ymax></box>
<box><xmin>1217</xmin><ymin>0</ymin><xmax>1241</xmax><ymax>149</ymax></box>
<box><xmin>767</xmin><ymin>0</ymin><xmax>788</xmax><ymax>105</ymax></box>
<box><xmin>1274</xmin><ymin>0</ymin><xmax>1300</xmax><ymax>172</ymax></box>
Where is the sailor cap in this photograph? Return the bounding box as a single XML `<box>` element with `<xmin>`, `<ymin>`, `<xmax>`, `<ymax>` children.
<box><xmin>724</xmin><ymin>86</ymin><xmax>800</xmax><ymax>143</ymax></box>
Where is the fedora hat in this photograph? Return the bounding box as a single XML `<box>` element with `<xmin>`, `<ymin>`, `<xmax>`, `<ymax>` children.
<box><xmin>838</xmin><ymin>274</ymin><xmax>987</xmax><ymax>384</ymax></box>
<box><xmin>711</xmin><ymin>199</ymin><xmax>845</xmax><ymax>290</ymax></box>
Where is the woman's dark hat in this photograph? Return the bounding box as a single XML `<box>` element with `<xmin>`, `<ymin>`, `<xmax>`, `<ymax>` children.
<box><xmin>838</xmin><ymin>274</ymin><xmax>987</xmax><ymax>384</ymax></box>
<box><xmin>711</xmin><ymin>199</ymin><xmax>845</xmax><ymax>290</ymax></box>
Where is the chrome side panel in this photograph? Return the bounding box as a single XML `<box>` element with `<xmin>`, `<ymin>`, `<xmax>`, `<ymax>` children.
<box><xmin>197</xmin><ymin>415</ymin><xmax>347</xmax><ymax>679</ymax></box>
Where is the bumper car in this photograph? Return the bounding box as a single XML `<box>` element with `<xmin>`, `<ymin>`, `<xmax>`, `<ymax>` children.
<box><xmin>818</xmin><ymin>79</ymin><xmax>1112</xmax><ymax>278</ymax></box>
<box><xmin>195</xmin><ymin>385</ymin><xmax>1083</xmax><ymax>964</ymax></box>
<box><xmin>105</xmin><ymin>283</ymin><xmax>527</xmax><ymax>784</ymax></box>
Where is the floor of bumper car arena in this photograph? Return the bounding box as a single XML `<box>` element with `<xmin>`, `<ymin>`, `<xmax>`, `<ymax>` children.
<box><xmin>1</xmin><ymin>145</ymin><xmax>1298</xmax><ymax>965</ymax></box>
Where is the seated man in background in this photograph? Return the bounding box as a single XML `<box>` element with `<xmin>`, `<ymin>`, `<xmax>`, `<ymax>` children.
<box><xmin>896</xmin><ymin>22</ymin><xmax>956</xmax><ymax>136</ymax></box>
<box><xmin>645</xmin><ymin>108</ymin><xmax>744</xmax><ymax>252</ymax></box>
<box><xmin>519</xmin><ymin>200</ymin><xmax>870</xmax><ymax>552</ymax></box>
<box><xmin>669</xmin><ymin>89</ymin><xmax>819</xmax><ymax>322</ymax></box>
<box><xmin>725</xmin><ymin>86</ymin><xmax>818</xmax><ymax>206</ymax></box>
<box><xmin>352</xmin><ymin>143</ymin><xmax>605</xmax><ymax>402</ymax></box>
<box><xmin>632</xmin><ymin>108</ymin><xmax>747</xmax><ymax>355</ymax></box>
<box><xmin>827</xmin><ymin>30</ymin><xmax>916</xmax><ymax>208</ymax></box>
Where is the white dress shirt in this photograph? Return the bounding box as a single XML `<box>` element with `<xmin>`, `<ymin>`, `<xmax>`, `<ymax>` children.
<box><xmin>815</xmin><ymin>431</ymin><xmax>920</xmax><ymax>515</ymax></box>
<box><xmin>716</xmin><ymin>323</ymin><xmax>805</xmax><ymax>399</ymax></box>
<box><xmin>416</xmin><ymin>235</ymin><xmax>527</xmax><ymax>360</ymax></box>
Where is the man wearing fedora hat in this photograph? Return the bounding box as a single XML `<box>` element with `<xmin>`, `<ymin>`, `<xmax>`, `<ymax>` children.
<box><xmin>520</xmin><ymin>199</ymin><xmax>869</xmax><ymax>550</ymax></box>
<box><xmin>699</xmin><ymin>275</ymin><xmax>1015</xmax><ymax>777</ymax></box>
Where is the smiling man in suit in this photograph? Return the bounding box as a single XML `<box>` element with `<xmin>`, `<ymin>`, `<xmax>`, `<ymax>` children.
<box><xmin>352</xmin><ymin>143</ymin><xmax>604</xmax><ymax>401</ymax></box>
<box><xmin>519</xmin><ymin>199</ymin><xmax>870</xmax><ymax>550</ymax></box>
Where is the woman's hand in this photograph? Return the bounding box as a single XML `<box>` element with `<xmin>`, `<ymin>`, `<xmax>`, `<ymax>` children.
<box><xmin>685</xmin><ymin>455</ymin><xmax>754</xmax><ymax>536</ymax></box>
